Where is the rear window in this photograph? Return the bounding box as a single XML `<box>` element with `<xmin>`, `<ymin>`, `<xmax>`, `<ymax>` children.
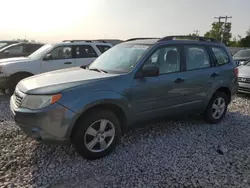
<box><xmin>211</xmin><ymin>47</ymin><xmax>230</xmax><ymax>65</ymax></box>
<box><xmin>96</xmin><ymin>45</ymin><xmax>111</xmax><ymax>53</ymax></box>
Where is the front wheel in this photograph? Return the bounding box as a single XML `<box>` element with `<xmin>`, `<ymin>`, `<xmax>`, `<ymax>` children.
<box><xmin>204</xmin><ymin>92</ymin><xmax>229</xmax><ymax>124</ymax></box>
<box><xmin>72</xmin><ymin>109</ymin><xmax>121</xmax><ymax>160</ymax></box>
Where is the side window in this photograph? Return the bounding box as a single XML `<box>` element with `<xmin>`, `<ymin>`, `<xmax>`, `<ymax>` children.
<box><xmin>144</xmin><ymin>46</ymin><xmax>181</xmax><ymax>74</ymax></box>
<box><xmin>7</xmin><ymin>45</ymin><xmax>24</xmax><ymax>54</ymax></box>
<box><xmin>75</xmin><ymin>45</ymin><xmax>98</xmax><ymax>58</ymax></box>
<box><xmin>211</xmin><ymin>47</ymin><xmax>229</xmax><ymax>65</ymax></box>
<box><xmin>49</xmin><ymin>46</ymin><xmax>72</xmax><ymax>60</ymax></box>
<box><xmin>185</xmin><ymin>46</ymin><xmax>210</xmax><ymax>70</ymax></box>
<box><xmin>96</xmin><ymin>45</ymin><xmax>111</xmax><ymax>53</ymax></box>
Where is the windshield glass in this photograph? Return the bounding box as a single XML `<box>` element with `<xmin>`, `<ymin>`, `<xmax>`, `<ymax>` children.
<box><xmin>29</xmin><ymin>44</ymin><xmax>53</xmax><ymax>59</ymax></box>
<box><xmin>88</xmin><ymin>43</ymin><xmax>150</xmax><ymax>73</ymax></box>
<box><xmin>233</xmin><ymin>49</ymin><xmax>250</xmax><ymax>58</ymax></box>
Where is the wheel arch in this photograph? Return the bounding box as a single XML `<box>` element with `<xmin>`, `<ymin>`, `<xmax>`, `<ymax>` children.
<box><xmin>214</xmin><ymin>87</ymin><xmax>231</xmax><ymax>103</ymax></box>
<box><xmin>70</xmin><ymin>102</ymin><xmax>128</xmax><ymax>140</ymax></box>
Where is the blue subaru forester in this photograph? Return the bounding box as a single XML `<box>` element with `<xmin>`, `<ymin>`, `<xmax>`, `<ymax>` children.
<box><xmin>10</xmin><ymin>36</ymin><xmax>239</xmax><ymax>159</ymax></box>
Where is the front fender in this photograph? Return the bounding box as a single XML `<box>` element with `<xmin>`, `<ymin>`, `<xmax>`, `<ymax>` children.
<box><xmin>59</xmin><ymin>90</ymin><xmax>132</xmax><ymax>137</ymax></box>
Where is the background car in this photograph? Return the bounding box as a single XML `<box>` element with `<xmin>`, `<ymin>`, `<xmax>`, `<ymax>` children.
<box><xmin>238</xmin><ymin>61</ymin><xmax>250</xmax><ymax>94</ymax></box>
<box><xmin>0</xmin><ymin>40</ymin><xmax>112</xmax><ymax>93</ymax></box>
<box><xmin>0</xmin><ymin>40</ymin><xmax>19</xmax><ymax>50</ymax></box>
<box><xmin>233</xmin><ymin>49</ymin><xmax>250</xmax><ymax>66</ymax></box>
<box><xmin>0</xmin><ymin>42</ymin><xmax>44</xmax><ymax>59</ymax></box>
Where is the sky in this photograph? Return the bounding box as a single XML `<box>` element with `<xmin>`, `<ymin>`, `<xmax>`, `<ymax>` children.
<box><xmin>1</xmin><ymin>0</ymin><xmax>250</xmax><ymax>43</ymax></box>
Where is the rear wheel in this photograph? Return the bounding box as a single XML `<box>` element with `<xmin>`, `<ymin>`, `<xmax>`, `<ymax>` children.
<box><xmin>204</xmin><ymin>92</ymin><xmax>229</xmax><ymax>124</ymax></box>
<box><xmin>72</xmin><ymin>109</ymin><xmax>121</xmax><ymax>160</ymax></box>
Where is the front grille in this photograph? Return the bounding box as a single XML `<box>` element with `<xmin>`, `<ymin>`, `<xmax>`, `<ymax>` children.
<box><xmin>14</xmin><ymin>89</ymin><xmax>24</xmax><ymax>108</ymax></box>
<box><xmin>238</xmin><ymin>86</ymin><xmax>250</xmax><ymax>93</ymax></box>
<box><xmin>238</xmin><ymin>77</ymin><xmax>250</xmax><ymax>83</ymax></box>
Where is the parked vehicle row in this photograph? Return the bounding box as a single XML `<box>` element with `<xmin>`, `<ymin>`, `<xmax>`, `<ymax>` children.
<box><xmin>0</xmin><ymin>42</ymin><xmax>43</xmax><ymax>59</ymax></box>
<box><xmin>0</xmin><ymin>40</ymin><xmax>19</xmax><ymax>50</ymax></box>
<box><xmin>9</xmin><ymin>35</ymin><xmax>239</xmax><ymax>159</ymax></box>
<box><xmin>0</xmin><ymin>40</ymin><xmax>112</xmax><ymax>93</ymax></box>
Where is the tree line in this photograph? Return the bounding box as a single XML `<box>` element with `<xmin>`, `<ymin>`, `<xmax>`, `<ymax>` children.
<box><xmin>189</xmin><ymin>22</ymin><xmax>250</xmax><ymax>47</ymax></box>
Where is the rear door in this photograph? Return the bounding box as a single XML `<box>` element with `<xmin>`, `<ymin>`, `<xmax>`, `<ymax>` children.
<box><xmin>177</xmin><ymin>44</ymin><xmax>218</xmax><ymax>110</ymax></box>
<box><xmin>41</xmin><ymin>45</ymin><xmax>74</xmax><ymax>73</ymax></box>
<box><xmin>73</xmin><ymin>45</ymin><xmax>98</xmax><ymax>67</ymax></box>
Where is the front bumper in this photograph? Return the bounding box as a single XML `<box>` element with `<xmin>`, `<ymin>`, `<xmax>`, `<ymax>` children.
<box><xmin>10</xmin><ymin>95</ymin><xmax>77</xmax><ymax>144</ymax></box>
<box><xmin>238</xmin><ymin>82</ymin><xmax>250</xmax><ymax>94</ymax></box>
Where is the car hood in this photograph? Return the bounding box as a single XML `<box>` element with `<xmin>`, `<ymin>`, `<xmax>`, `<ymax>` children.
<box><xmin>233</xmin><ymin>56</ymin><xmax>250</xmax><ymax>61</ymax></box>
<box><xmin>238</xmin><ymin>66</ymin><xmax>250</xmax><ymax>77</ymax></box>
<box><xmin>0</xmin><ymin>57</ymin><xmax>30</xmax><ymax>64</ymax></box>
<box><xmin>17</xmin><ymin>67</ymin><xmax>119</xmax><ymax>94</ymax></box>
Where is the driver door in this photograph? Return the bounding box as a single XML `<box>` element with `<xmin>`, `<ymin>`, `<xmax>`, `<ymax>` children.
<box><xmin>41</xmin><ymin>46</ymin><xmax>74</xmax><ymax>73</ymax></box>
<box><xmin>131</xmin><ymin>45</ymin><xmax>187</xmax><ymax>120</ymax></box>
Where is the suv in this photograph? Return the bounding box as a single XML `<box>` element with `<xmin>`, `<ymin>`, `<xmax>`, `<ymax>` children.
<box><xmin>0</xmin><ymin>40</ymin><xmax>112</xmax><ymax>93</ymax></box>
<box><xmin>0</xmin><ymin>40</ymin><xmax>19</xmax><ymax>50</ymax></box>
<box><xmin>0</xmin><ymin>42</ymin><xmax>43</xmax><ymax>59</ymax></box>
<box><xmin>10</xmin><ymin>36</ymin><xmax>238</xmax><ymax>160</ymax></box>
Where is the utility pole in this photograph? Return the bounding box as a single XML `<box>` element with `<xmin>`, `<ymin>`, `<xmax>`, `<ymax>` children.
<box><xmin>194</xmin><ymin>30</ymin><xmax>199</xmax><ymax>36</ymax></box>
<box><xmin>214</xmin><ymin>16</ymin><xmax>232</xmax><ymax>42</ymax></box>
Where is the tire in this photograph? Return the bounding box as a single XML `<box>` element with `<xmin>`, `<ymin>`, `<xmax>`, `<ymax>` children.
<box><xmin>204</xmin><ymin>91</ymin><xmax>229</xmax><ymax>124</ymax></box>
<box><xmin>72</xmin><ymin>109</ymin><xmax>122</xmax><ymax>160</ymax></box>
<box><xmin>8</xmin><ymin>73</ymin><xmax>32</xmax><ymax>94</ymax></box>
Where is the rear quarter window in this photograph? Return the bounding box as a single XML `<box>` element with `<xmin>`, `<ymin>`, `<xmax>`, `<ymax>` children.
<box><xmin>211</xmin><ymin>47</ymin><xmax>230</xmax><ymax>65</ymax></box>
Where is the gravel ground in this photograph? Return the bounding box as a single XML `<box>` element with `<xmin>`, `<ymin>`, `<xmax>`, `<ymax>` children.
<box><xmin>0</xmin><ymin>94</ymin><xmax>250</xmax><ymax>188</ymax></box>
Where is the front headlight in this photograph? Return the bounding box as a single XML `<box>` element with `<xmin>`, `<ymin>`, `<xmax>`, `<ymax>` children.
<box><xmin>20</xmin><ymin>94</ymin><xmax>62</xmax><ymax>109</ymax></box>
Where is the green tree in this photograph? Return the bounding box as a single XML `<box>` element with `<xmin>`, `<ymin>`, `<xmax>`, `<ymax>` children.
<box><xmin>204</xmin><ymin>22</ymin><xmax>232</xmax><ymax>45</ymax></box>
<box><xmin>188</xmin><ymin>33</ymin><xmax>199</xmax><ymax>37</ymax></box>
<box><xmin>238</xmin><ymin>28</ymin><xmax>250</xmax><ymax>47</ymax></box>
<box><xmin>246</xmin><ymin>28</ymin><xmax>250</xmax><ymax>36</ymax></box>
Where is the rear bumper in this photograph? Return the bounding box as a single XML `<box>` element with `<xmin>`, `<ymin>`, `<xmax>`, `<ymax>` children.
<box><xmin>10</xmin><ymin>95</ymin><xmax>77</xmax><ymax>144</ymax></box>
<box><xmin>238</xmin><ymin>82</ymin><xmax>250</xmax><ymax>94</ymax></box>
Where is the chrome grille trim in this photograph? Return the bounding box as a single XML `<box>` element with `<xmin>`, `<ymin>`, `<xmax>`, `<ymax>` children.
<box><xmin>13</xmin><ymin>88</ymin><xmax>25</xmax><ymax>108</ymax></box>
<box><xmin>238</xmin><ymin>77</ymin><xmax>250</xmax><ymax>83</ymax></box>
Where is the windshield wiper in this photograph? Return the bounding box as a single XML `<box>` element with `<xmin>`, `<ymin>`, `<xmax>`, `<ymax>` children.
<box><xmin>88</xmin><ymin>67</ymin><xmax>108</xmax><ymax>73</ymax></box>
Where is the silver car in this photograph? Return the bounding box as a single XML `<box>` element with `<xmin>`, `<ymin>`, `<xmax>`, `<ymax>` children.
<box><xmin>238</xmin><ymin>62</ymin><xmax>250</xmax><ymax>94</ymax></box>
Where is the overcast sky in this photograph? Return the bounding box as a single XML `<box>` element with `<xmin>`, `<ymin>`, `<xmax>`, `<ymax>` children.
<box><xmin>1</xmin><ymin>0</ymin><xmax>250</xmax><ymax>43</ymax></box>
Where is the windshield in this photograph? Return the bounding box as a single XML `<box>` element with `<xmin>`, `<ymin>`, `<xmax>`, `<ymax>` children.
<box><xmin>29</xmin><ymin>44</ymin><xmax>53</xmax><ymax>59</ymax></box>
<box><xmin>88</xmin><ymin>43</ymin><xmax>150</xmax><ymax>73</ymax></box>
<box><xmin>233</xmin><ymin>49</ymin><xmax>250</xmax><ymax>58</ymax></box>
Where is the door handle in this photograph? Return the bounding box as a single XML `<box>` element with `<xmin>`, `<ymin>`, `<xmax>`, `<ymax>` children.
<box><xmin>174</xmin><ymin>78</ymin><xmax>185</xmax><ymax>84</ymax></box>
<box><xmin>64</xmin><ymin>62</ymin><xmax>72</xmax><ymax>65</ymax></box>
<box><xmin>211</xmin><ymin>72</ymin><xmax>219</xmax><ymax>77</ymax></box>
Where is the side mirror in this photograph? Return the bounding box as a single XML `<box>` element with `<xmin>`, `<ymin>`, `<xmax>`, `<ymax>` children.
<box><xmin>43</xmin><ymin>54</ymin><xmax>52</xmax><ymax>61</ymax></box>
<box><xmin>4</xmin><ymin>50</ymin><xmax>9</xmax><ymax>55</ymax></box>
<box><xmin>135</xmin><ymin>65</ymin><xmax>159</xmax><ymax>78</ymax></box>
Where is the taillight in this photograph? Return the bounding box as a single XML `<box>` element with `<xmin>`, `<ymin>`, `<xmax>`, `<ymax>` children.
<box><xmin>234</xmin><ymin>67</ymin><xmax>238</xmax><ymax>77</ymax></box>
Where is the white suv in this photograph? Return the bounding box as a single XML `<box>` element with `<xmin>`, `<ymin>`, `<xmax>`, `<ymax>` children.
<box><xmin>0</xmin><ymin>40</ymin><xmax>112</xmax><ymax>93</ymax></box>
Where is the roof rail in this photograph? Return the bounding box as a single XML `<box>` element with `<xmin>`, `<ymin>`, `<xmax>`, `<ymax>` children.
<box><xmin>125</xmin><ymin>37</ymin><xmax>160</xmax><ymax>42</ymax></box>
<box><xmin>62</xmin><ymin>40</ymin><xmax>107</xmax><ymax>43</ymax></box>
<box><xmin>158</xmin><ymin>35</ymin><xmax>219</xmax><ymax>43</ymax></box>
